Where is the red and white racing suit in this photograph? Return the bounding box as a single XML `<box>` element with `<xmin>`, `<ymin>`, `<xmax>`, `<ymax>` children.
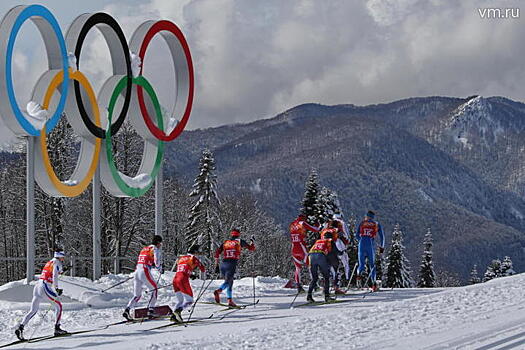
<box><xmin>20</xmin><ymin>258</ymin><xmax>63</xmax><ymax>327</ymax></box>
<box><xmin>172</xmin><ymin>254</ymin><xmax>206</xmax><ymax>310</ymax></box>
<box><xmin>289</xmin><ymin>218</ymin><xmax>319</xmax><ymax>285</ymax></box>
<box><xmin>126</xmin><ymin>245</ymin><xmax>162</xmax><ymax>310</ymax></box>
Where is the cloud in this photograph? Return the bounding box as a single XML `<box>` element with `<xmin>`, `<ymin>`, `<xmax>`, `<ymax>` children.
<box><xmin>1</xmin><ymin>0</ymin><xmax>525</xmax><ymax>140</ymax></box>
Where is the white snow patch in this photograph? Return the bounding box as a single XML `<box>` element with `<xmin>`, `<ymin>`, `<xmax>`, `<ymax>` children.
<box><xmin>166</xmin><ymin>117</ymin><xmax>178</xmax><ymax>134</ymax></box>
<box><xmin>118</xmin><ymin>172</ymin><xmax>152</xmax><ymax>189</ymax></box>
<box><xmin>25</xmin><ymin>101</ymin><xmax>49</xmax><ymax>130</ymax></box>
<box><xmin>416</xmin><ymin>188</ymin><xmax>433</xmax><ymax>202</ymax></box>
<box><xmin>67</xmin><ymin>52</ymin><xmax>77</xmax><ymax>71</ymax></box>
<box><xmin>250</xmin><ymin>178</ymin><xmax>262</xmax><ymax>193</ymax></box>
<box><xmin>510</xmin><ymin>206</ymin><xmax>524</xmax><ymax>220</ymax></box>
<box><xmin>130</xmin><ymin>51</ymin><xmax>142</xmax><ymax>78</ymax></box>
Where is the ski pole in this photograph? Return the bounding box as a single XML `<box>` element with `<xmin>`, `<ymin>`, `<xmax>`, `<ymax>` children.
<box><xmin>289</xmin><ymin>289</ymin><xmax>301</xmax><ymax>309</ymax></box>
<box><xmin>187</xmin><ymin>274</ymin><xmax>215</xmax><ymax>324</ymax></box>
<box><xmin>362</xmin><ymin>266</ymin><xmax>375</xmax><ymax>298</ymax></box>
<box><xmin>25</xmin><ymin>298</ymin><xmax>54</xmax><ymax>346</ymax></box>
<box><xmin>101</xmin><ymin>276</ymin><xmax>133</xmax><ymax>293</ymax></box>
<box><xmin>251</xmin><ymin>254</ymin><xmax>256</xmax><ymax>308</ymax></box>
<box><xmin>145</xmin><ymin>283</ymin><xmax>172</xmax><ymax>294</ymax></box>
<box><xmin>344</xmin><ymin>263</ymin><xmax>358</xmax><ymax>292</ymax></box>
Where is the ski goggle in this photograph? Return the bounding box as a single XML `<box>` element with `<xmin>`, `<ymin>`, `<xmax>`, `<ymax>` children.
<box><xmin>0</xmin><ymin>5</ymin><xmax>194</xmax><ymax>198</ymax></box>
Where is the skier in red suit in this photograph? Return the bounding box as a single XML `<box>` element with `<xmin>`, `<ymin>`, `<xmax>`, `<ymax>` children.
<box><xmin>289</xmin><ymin>214</ymin><xmax>319</xmax><ymax>292</ymax></box>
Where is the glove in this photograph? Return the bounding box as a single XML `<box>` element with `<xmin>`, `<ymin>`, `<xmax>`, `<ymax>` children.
<box><xmin>215</xmin><ymin>265</ymin><xmax>220</xmax><ymax>274</ymax></box>
<box><xmin>250</xmin><ymin>235</ymin><xmax>255</xmax><ymax>242</ymax></box>
<box><xmin>190</xmin><ymin>274</ymin><xmax>197</xmax><ymax>280</ymax></box>
<box><xmin>379</xmin><ymin>247</ymin><xmax>385</xmax><ymax>254</ymax></box>
<box><xmin>56</xmin><ymin>288</ymin><xmax>63</xmax><ymax>296</ymax></box>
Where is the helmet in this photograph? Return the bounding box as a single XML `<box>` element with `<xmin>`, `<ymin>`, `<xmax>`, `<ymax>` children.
<box><xmin>231</xmin><ymin>229</ymin><xmax>241</xmax><ymax>238</ymax></box>
<box><xmin>152</xmin><ymin>235</ymin><xmax>163</xmax><ymax>246</ymax></box>
<box><xmin>189</xmin><ymin>244</ymin><xmax>200</xmax><ymax>254</ymax></box>
<box><xmin>54</xmin><ymin>249</ymin><xmax>65</xmax><ymax>258</ymax></box>
<box><xmin>298</xmin><ymin>214</ymin><xmax>307</xmax><ymax>220</ymax></box>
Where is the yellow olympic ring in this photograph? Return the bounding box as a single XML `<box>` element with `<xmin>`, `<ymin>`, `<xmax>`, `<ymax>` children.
<box><xmin>38</xmin><ymin>68</ymin><xmax>101</xmax><ymax>197</ymax></box>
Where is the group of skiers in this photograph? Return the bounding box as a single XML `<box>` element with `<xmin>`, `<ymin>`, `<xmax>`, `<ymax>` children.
<box><xmin>289</xmin><ymin>210</ymin><xmax>385</xmax><ymax>302</ymax></box>
<box><xmin>13</xmin><ymin>210</ymin><xmax>383</xmax><ymax>340</ymax></box>
<box><xmin>14</xmin><ymin>230</ymin><xmax>256</xmax><ymax>340</ymax></box>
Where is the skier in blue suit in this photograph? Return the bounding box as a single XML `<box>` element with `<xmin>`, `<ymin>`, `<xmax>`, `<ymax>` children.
<box><xmin>355</xmin><ymin>210</ymin><xmax>385</xmax><ymax>291</ymax></box>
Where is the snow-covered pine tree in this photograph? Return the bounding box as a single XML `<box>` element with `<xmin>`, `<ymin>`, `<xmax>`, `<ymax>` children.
<box><xmin>185</xmin><ymin>149</ymin><xmax>221</xmax><ymax>259</ymax></box>
<box><xmin>300</xmin><ymin>170</ymin><xmax>321</xmax><ymax>246</ymax></box>
<box><xmin>500</xmin><ymin>256</ymin><xmax>515</xmax><ymax>276</ymax></box>
<box><xmin>300</xmin><ymin>169</ymin><xmax>320</xmax><ymax>224</ymax></box>
<box><xmin>483</xmin><ymin>259</ymin><xmax>502</xmax><ymax>282</ymax></box>
<box><xmin>315</xmin><ymin>186</ymin><xmax>341</xmax><ymax>224</ymax></box>
<box><xmin>417</xmin><ymin>228</ymin><xmax>435</xmax><ymax>288</ymax></box>
<box><xmin>469</xmin><ymin>265</ymin><xmax>481</xmax><ymax>284</ymax></box>
<box><xmin>385</xmin><ymin>224</ymin><xmax>413</xmax><ymax>288</ymax></box>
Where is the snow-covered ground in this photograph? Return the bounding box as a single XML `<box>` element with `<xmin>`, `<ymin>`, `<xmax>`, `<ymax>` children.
<box><xmin>0</xmin><ymin>272</ymin><xmax>524</xmax><ymax>349</ymax></box>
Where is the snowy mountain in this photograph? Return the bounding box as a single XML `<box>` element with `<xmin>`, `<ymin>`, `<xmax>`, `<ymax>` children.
<box><xmin>164</xmin><ymin>96</ymin><xmax>525</xmax><ymax>278</ymax></box>
<box><xmin>1</xmin><ymin>272</ymin><xmax>524</xmax><ymax>349</ymax></box>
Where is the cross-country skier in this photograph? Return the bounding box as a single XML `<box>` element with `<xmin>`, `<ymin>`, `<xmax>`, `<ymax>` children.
<box><xmin>332</xmin><ymin>214</ymin><xmax>351</xmax><ymax>281</ymax></box>
<box><xmin>320</xmin><ymin>221</ymin><xmax>347</xmax><ymax>294</ymax></box>
<box><xmin>15</xmin><ymin>249</ymin><xmax>68</xmax><ymax>340</ymax></box>
<box><xmin>213</xmin><ymin>229</ymin><xmax>255</xmax><ymax>307</ymax></box>
<box><xmin>307</xmin><ymin>232</ymin><xmax>335</xmax><ymax>302</ymax></box>
<box><xmin>289</xmin><ymin>214</ymin><xmax>319</xmax><ymax>292</ymax></box>
<box><xmin>123</xmin><ymin>235</ymin><xmax>163</xmax><ymax>320</ymax></box>
<box><xmin>171</xmin><ymin>244</ymin><xmax>206</xmax><ymax>323</ymax></box>
<box><xmin>355</xmin><ymin>211</ymin><xmax>385</xmax><ymax>291</ymax></box>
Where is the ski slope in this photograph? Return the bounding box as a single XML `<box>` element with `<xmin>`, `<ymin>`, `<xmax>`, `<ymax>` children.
<box><xmin>0</xmin><ymin>273</ymin><xmax>524</xmax><ymax>349</ymax></box>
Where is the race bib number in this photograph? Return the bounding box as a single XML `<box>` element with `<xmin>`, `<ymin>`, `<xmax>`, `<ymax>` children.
<box><xmin>138</xmin><ymin>256</ymin><xmax>146</xmax><ymax>263</ymax></box>
<box><xmin>291</xmin><ymin>234</ymin><xmax>300</xmax><ymax>243</ymax></box>
<box><xmin>225</xmin><ymin>249</ymin><xmax>236</xmax><ymax>258</ymax></box>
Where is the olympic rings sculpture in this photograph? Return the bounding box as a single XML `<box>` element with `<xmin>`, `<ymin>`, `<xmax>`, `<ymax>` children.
<box><xmin>0</xmin><ymin>5</ymin><xmax>194</xmax><ymax>198</ymax></box>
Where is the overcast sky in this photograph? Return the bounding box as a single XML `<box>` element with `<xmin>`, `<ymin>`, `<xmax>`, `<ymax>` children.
<box><xmin>0</xmin><ymin>0</ymin><xmax>524</xmax><ymax>142</ymax></box>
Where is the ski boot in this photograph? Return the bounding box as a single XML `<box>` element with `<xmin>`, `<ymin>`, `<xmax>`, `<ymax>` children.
<box><xmin>325</xmin><ymin>295</ymin><xmax>336</xmax><ymax>302</ymax></box>
<box><xmin>15</xmin><ymin>324</ymin><xmax>24</xmax><ymax>341</ymax></box>
<box><xmin>213</xmin><ymin>289</ymin><xmax>222</xmax><ymax>303</ymax></box>
<box><xmin>54</xmin><ymin>324</ymin><xmax>68</xmax><ymax>336</ymax></box>
<box><xmin>371</xmin><ymin>282</ymin><xmax>379</xmax><ymax>292</ymax></box>
<box><xmin>170</xmin><ymin>308</ymin><xmax>183</xmax><ymax>323</ymax></box>
<box><xmin>306</xmin><ymin>294</ymin><xmax>315</xmax><ymax>303</ymax></box>
<box><xmin>227</xmin><ymin>298</ymin><xmax>238</xmax><ymax>308</ymax></box>
<box><xmin>122</xmin><ymin>308</ymin><xmax>132</xmax><ymax>321</ymax></box>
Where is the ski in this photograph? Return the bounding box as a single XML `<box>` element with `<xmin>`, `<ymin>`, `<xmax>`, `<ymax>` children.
<box><xmin>219</xmin><ymin>299</ymin><xmax>260</xmax><ymax>320</ymax></box>
<box><xmin>148</xmin><ymin>319</ymin><xmax>201</xmax><ymax>330</ymax></box>
<box><xmin>201</xmin><ymin>301</ymin><xmax>254</xmax><ymax>311</ymax></box>
<box><xmin>25</xmin><ymin>328</ymin><xmax>95</xmax><ymax>344</ymax></box>
<box><xmin>293</xmin><ymin>298</ymin><xmax>353</xmax><ymax>308</ymax></box>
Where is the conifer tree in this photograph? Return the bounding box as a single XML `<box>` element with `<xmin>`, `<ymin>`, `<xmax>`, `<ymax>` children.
<box><xmin>385</xmin><ymin>224</ymin><xmax>413</xmax><ymax>288</ymax></box>
<box><xmin>418</xmin><ymin>228</ymin><xmax>435</xmax><ymax>288</ymax></box>
<box><xmin>315</xmin><ymin>186</ymin><xmax>341</xmax><ymax>224</ymax></box>
<box><xmin>483</xmin><ymin>259</ymin><xmax>502</xmax><ymax>282</ymax></box>
<box><xmin>186</xmin><ymin>149</ymin><xmax>221</xmax><ymax>259</ymax></box>
<box><xmin>469</xmin><ymin>265</ymin><xmax>481</xmax><ymax>284</ymax></box>
<box><xmin>300</xmin><ymin>169</ymin><xmax>320</xmax><ymax>224</ymax></box>
<box><xmin>500</xmin><ymin>256</ymin><xmax>515</xmax><ymax>276</ymax></box>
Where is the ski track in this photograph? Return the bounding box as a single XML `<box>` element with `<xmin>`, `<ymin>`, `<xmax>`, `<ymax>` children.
<box><xmin>0</xmin><ymin>273</ymin><xmax>523</xmax><ymax>349</ymax></box>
